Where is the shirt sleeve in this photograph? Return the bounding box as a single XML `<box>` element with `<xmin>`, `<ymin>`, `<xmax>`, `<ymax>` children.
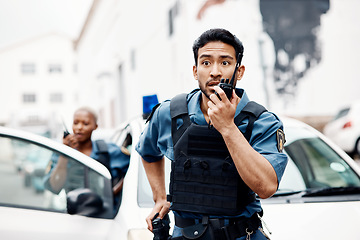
<box><xmin>107</xmin><ymin>143</ymin><xmax>130</xmax><ymax>178</ymax></box>
<box><xmin>249</xmin><ymin>112</ymin><xmax>288</xmax><ymax>185</ymax></box>
<box><xmin>135</xmin><ymin>101</ymin><xmax>172</xmax><ymax>163</ymax></box>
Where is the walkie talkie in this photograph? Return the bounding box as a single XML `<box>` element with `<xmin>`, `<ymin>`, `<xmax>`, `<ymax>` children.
<box><xmin>216</xmin><ymin>52</ymin><xmax>243</xmax><ymax>100</ymax></box>
<box><xmin>62</xmin><ymin>118</ymin><xmax>70</xmax><ymax>138</ymax></box>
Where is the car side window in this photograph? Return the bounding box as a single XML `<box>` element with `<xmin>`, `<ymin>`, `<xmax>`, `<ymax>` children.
<box><xmin>0</xmin><ymin>135</ymin><xmax>107</xmax><ymax>214</ymax></box>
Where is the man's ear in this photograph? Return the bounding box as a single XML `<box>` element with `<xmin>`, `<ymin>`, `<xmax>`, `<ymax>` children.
<box><xmin>193</xmin><ymin>65</ymin><xmax>198</xmax><ymax>80</ymax></box>
<box><xmin>236</xmin><ymin>65</ymin><xmax>245</xmax><ymax>81</ymax></box>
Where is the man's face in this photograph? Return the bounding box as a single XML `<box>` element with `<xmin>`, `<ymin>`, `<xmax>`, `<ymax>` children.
<box><xmin>72</xmin><ymin>110</ymin><xmax>97</xmax><ymax>143</ymax></box>
<box><xmin>193</xmin><ymin>41</ymin><xmax>240</xmax><ymax>99</ymax></box>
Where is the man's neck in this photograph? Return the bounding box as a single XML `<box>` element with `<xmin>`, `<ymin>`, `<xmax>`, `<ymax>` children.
<box><xmin>200</xmin><ymin>93</ymin><xmax>211</xmax><ymax>124</ymax></box>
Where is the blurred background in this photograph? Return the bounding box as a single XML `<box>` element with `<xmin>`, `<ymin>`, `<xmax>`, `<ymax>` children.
<box><xmin>0</xmin><ymin>0</ymin><xmax>359</xmax><ymax>141</ymax></box>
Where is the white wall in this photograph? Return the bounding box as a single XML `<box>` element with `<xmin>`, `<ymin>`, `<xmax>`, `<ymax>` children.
<box><xmin>75</xmin><ymin>0</ymin><xmax>360</xmax><ymax>127</ymax></box>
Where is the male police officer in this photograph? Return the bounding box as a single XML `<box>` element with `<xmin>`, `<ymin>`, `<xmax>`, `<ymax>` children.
<box><xmin>135</xmin><ymin>28</ymin><xmax>288</xmax><ymax>240</ymax></box>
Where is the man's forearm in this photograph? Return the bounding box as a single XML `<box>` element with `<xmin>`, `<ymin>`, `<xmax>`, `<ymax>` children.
<box><xmin>221</xmin><ymin>124</ymin><xmax>278</xmax><ymax>199</ymax></box>
<box><xmin>141</xmin><ymin>157</ymin><xmax>167</xmax><ymax>202</ymax></box>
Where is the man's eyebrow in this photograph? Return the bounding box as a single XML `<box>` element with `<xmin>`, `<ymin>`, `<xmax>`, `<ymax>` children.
<box><xmin>199</xmin><ymin>54</ymin><xmax>234</xmax><ymax>60</ymax></box>
<box><xmin>199</xmin><ymin>54</ymin><xmax>212</xmax><ymax>59</ymax></box>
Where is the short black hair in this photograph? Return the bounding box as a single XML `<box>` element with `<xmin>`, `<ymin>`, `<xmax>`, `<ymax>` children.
<box><xmin>192</xmin><ymin>28</ymin><xmax>244</xmax><ymax>66</ymax></box>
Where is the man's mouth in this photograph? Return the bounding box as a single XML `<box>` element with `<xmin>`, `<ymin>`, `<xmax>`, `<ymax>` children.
<box><xmin>207</xmin><ymin>81</ymin><xmax>220</xmax><ymax>87</ymax></box>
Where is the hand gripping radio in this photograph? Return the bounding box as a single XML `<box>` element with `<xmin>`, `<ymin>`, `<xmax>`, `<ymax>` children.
<box><xmin>215</xmin><ymin>52</ymin><xmax>243</xmax><ymax>100</ymax></box>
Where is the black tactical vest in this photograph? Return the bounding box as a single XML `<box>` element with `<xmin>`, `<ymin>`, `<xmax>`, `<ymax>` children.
<box><xmin>167</xmin><ymin>92</ymin><xmax>267</xmax><ymax>216</ymax></box>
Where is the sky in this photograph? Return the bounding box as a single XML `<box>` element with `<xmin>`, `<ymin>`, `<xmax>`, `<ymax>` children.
<box><xmin>0</xmin><ymin>0</ymin><xmax>93</xmax><ymax>49</ymax></box>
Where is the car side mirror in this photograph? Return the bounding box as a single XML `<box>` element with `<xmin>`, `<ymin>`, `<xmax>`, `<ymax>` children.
<box><xmin>67</xmin><ymin>188</ymin><xmax>104</xmax><ymax>217</ymax></box>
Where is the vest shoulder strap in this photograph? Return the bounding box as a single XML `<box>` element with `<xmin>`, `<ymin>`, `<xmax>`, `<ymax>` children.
<box><xmin>94</xmin><ymin>139</ymin><xmax>111</xmax><ymax>172</ymax></box>
<box><xmin>95</xmin><ymin>139</ymin><xmax>108</xmax><ymax>152</ymax></box>
<box><xmin>170</xmin><ymin>93</ymin><xmax>188</xmax><ymax>118</ymax></box>
<box><xmin>234</xmin><ymin>101</ymin><xmax>267</xmax><ymax>141</ymax></box>
<box><xmin>241</xmin><ymin>101</ymin><xmax>267</xmax><ymax>118</ymax></box>
<box><xmin>170</xmin><ymin>93</ymin><xmax>191</xmax><ymax>146</ymax></box>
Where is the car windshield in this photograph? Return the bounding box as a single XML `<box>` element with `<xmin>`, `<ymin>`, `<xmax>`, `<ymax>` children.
<box><xmin>279</xmin><ymin>125</ymin><xmax>360</xmax><ymax>194</ymax></box>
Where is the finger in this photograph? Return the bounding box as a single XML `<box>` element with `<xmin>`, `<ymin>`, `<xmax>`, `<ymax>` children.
<box><xmin>158</xmin><ymin>202</ymin><xmax>170</xmax><ymax>219</ymax></box>
<box><xmin>146</xmin><ymin>216</ymin><xmax>153</xmax><ymax>232</ymax></box>
<box><xmin>207</xmin><ymin>99</ymin><xmax>215</xmax><ymax>109</ymax></box>
<box><xmin>230</xmin><ymin>90</ymin><xmax>240</xmax><ymax>104</ymax></box>
<box><xmin>146</xmin><ymin>211</ymin><xmax>158</xmax><ymax>232</ymax></box>
<box><xmin>213</xmin><ymin>86</ymin><xmax>225</xmax><ymax>101</ymax></box>
<box><xmin>63</xmin><ymin>134</ymin><xmax>72</xmax><ymax>144</ymax></box>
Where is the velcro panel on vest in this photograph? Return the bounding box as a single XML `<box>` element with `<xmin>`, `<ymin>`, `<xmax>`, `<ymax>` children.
<box><xmin>187</xmin><ymin>133</ymin><xmax>228</xmax><ymax>157</ymax></box>
<box><xmin>173</xmin><ymin>182</ymin><xmax>237</xmax><ymax>197</ymax></box>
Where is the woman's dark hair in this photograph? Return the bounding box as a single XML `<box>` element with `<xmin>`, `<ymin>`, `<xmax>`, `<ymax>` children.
<box><xmin>192</xmin><ymin>28</ymin><xmax>244</xmax><ymax>66</ymax></box>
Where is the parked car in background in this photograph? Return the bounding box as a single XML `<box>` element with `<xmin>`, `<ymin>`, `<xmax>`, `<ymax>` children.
<box><xmin>1</xmin><ymin>115</ymin><xmax>360</xmax><ymax>240</ymax></box>
<box><xmin>323</xmin><ymin>100</ymin><xmax>360</xmax><ymax>156</ymax></box>
<box><xmin>0</xmin><ymin>126</ymin><xmax>114</xmax><ymax>240</ymax></box>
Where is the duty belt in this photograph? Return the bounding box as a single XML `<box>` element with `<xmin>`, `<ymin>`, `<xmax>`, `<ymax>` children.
<box><xmin>174</xmin><ymin>213</ymin><xmax>262</xmax><ymax>240</ymax></box>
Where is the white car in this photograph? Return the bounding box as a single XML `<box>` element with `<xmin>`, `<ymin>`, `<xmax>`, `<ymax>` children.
<box><xmin>0</xmin><ymin>126</ymin><xmax>115</xmax><ymax>240</ymax></box>
<box><xmin>323</xmin><ymin>100</ymin><xmax>360</xmax><ymax>156</ymax></box>
<box><xmin>1</xmin><ymin>116</ymin><xmax>360</xmax><ymax>240</ymax></box>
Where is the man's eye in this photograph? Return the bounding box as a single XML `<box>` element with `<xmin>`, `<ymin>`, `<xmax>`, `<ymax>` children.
<box><xmin>222</xmin><ymin>61</ymin><xmax>230</xmax><ymax>66</ymax></box>
<box><xmin>202</xmin><ymin>61</ymin><xmax>210</xmax><ymax>66</ymax></box>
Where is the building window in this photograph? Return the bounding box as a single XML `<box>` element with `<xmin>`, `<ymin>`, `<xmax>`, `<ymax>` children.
<box><xmin>21</xmin><ymin>63</ymin><xmax>35</xmax><ymax>74</ymax></box>
<box><xmin>49</xmin><ymin>93</ymin><xmax>63</xmax><ymax>103</ymax></box>
<box><xmin>23</xmin><ymin>93</ymin><xmax>36</xmax><ymax>103</ymax></box>
<box><xmin>49</xmin><ymin>64</ymin><xmax>62</xmax><ymax>74</ymax></box>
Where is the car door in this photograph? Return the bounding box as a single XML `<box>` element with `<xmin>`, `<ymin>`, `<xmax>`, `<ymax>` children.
<box><xmin>0</xmin><ymin>131</ymin><xmax>116</xmax><ymax>240</ymax></box>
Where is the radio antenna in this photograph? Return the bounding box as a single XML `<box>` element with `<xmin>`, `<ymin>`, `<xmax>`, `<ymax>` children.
<box><xmin>229</xmin><ymin>52</ymin><xmax>243</xmax><ymax>87</ymax></box>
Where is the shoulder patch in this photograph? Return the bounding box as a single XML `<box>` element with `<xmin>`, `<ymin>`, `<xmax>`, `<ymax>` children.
<box><xmin>276</xmin><ymin>129</ymin><xmax>285</xmax><ymax>153</ymax></box>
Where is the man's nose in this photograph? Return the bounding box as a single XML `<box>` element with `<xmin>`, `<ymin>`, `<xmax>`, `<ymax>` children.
<box><xmin>210</xmin><ymin>64</ymin><xmax>222</xmax><ymax>78</ymax></box>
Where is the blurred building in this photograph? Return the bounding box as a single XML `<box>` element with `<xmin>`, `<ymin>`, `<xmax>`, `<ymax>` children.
<box><xmin>74</xmin><ymin>0</ymin><xmax>196</xmax><ymax>126</ymax></box>
<box><xmin>0</xmin><ymin>33</ymin><xmax>79</xmax><ymax>138</ymax></box>
<box><xmin>74</xmin><ymin>0</ymin><xmax>360</xmax><ymax>130</ymax></box>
